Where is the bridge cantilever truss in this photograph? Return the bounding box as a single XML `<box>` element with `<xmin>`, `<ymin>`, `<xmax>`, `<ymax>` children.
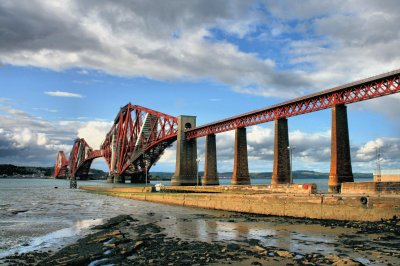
<box><xmin>101</xmin><ymin>104</ymin><xmax>178</xmax><ymax>180</ymax></box>
<box><xmin>53</xmin><ymin>103</ymin><xmax>178</xmax><ymax>181</ymax></box>
<box><xmin>53</xmin><ymin>151</ymin><xmax>68</xmax><ymax>178</ymax></box>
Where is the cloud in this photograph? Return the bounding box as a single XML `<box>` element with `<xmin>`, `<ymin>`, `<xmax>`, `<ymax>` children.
<box><xmin>269</xmin><ymin>1</ymin><xmax>400</xmax><ymax>86</ymax></box>
<box><xmin>77</xmin><ymin>121</ymin><xmax>113</xmax><ymax>149</ymax></box>
<box><xmin>1</xmin><ymin>1</ymin><xmax>398</xmax><ymax>102</ymax></box>
<box><xmin>33</xmin><ymin>107</ymin><xmax>58</xmax><ymax>113</ymax></box>
<box><xmin>0</xmin><ymin>104</ymin><xmax>111</xmax><ymax>167</ymax></box>
<box><xmin>191</xmin><ymin>125</ymin><xmax>400</xmax><ymax>173</ymax></box>
<box><xmin>44</xmin><ymin>91</ymin><xmax>83</xmax><ymax>98</ymax></box>
<box><xmin>0</xmin><ymin>0</ymin><xmax>312</xmax><ymax>98</ymax></box>
<box><xmin>0</xmin><ymin>103</ymin><xmax>399</xmax><ymax>172</ymax></box>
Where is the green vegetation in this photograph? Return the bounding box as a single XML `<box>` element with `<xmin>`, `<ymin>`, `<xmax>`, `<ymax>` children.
<box><xmin>0</xmin><ymin>164</ymin><xmax>372</xmax><ymax>180</ymax></box>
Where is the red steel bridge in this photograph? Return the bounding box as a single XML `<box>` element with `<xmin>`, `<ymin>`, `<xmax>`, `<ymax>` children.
<box><xmin>53</xmin><ymin>104</ymin><xmax>178</xmax><ymax>182</ymax></box>
<box><xmin>186</xmin><ymin>69</ymin><xmax>400</xmax><ymax>139</ymax></box>
<box><xmin>53</xmin><ymin>69</ymin><xmax>399</xmax><ymax>191</ymax></box>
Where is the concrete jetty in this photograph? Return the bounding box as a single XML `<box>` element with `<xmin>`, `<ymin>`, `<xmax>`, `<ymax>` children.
<box><xmin>80</xmin><ymin>183</ymin><xmax>400</xmax><ymax>222</ymax></box>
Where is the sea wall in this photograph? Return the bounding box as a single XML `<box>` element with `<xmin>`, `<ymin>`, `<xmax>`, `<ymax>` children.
<box><xmin>80</xmin><ymin>186</ymin><xmax>400</xmax><ymax>221</ymax></box>
<box><xmin>341</xmin><ymin>182</ymin><xmax>400</xmax><ymax>195</ymax></box>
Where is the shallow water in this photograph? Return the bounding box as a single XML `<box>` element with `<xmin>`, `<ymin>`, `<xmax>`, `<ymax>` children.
<box><xmin>0</xmin><ymin>178</ymin><xmax>395</xmax><ymax>265</ymax></box>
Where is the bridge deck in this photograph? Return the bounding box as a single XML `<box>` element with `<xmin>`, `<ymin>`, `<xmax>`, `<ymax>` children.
<box><xmin>186</xmin><ymin>69</ymin><xmax>400</xmax><ymax>139</ymax></box>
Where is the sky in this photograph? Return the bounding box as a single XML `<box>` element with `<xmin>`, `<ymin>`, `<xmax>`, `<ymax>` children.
<box><xmin>0</xmin><ymin>0</ymin><xmax>399</xmax><ymax>174</ymax></box>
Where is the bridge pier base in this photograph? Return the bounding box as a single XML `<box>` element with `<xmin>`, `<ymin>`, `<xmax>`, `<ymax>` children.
<box><xmin>232</xmin><ymin>127</ymin><xmax>251</xmax><ymax>185</ymax></box>
<box><xmin>130</xmin><ymin>173</ymin><xmax>147</xmax><ymax>184</ymax></box>
<box><xmin>171</xmin><ymin>116</ymin><xmax>198</xmax><ymax>186</ymax></box>
<box><xmin>114</xmin><ymin>174</ymin><xmax>125</xmax><ymax>183</ymax></box>
<box><xmin>107</xmin><ymin>176</ymin><xmax>114</xmax><ymax>183</ymax></box>
<box><xmin>272</xmin><ymin>118</ymin><xmax>291</xmax><ymax>184</ymax></box>
<box><xmin>329</xmin><ymin>104</ymin><xmax>353</xmax><ymax>193</ymax></box>
<box><xmin>202</xmin><ymin>134</ymin><xmax>219</xmax><ymax>186</ymax></box>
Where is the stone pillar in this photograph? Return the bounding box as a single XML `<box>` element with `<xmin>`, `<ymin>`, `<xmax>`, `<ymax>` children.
<box><xmin>232</xmin><ymin>127</ymin><xmax>250</xmax><ymax>185</ymax></box>
<box><xmin>329</xmin><ymin>104</ymin><xmax>353</xmax><ymax>193</ymax></box>
<box><xmin>114</xmin><ymin>174</ymin><xmax>125</xmax><ymax>183</ymax></box>
<box><xmin>171</xmin><ymin>116</ymin><xmax>198</xmax><ymax>186</ymax></box>
<box><xmin>131</xmin><ymin>173</ymin><xmax>146</xmax><ymax>184</ymax></box>
<box><xmin>202</xmin><ymin>134</ymin><xmax>219</xmax><ymax>186</ymax></box>
<box><xmin>106</xmin><ymin>175</ymin><xmax>114</xmax><ymax>183</ymax></box>
<box><xmin>272</xmin><ymin>118</ymin><xmax>291</xmax><ymax>184</ymax></box>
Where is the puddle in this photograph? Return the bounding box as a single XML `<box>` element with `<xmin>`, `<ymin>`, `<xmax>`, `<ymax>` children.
<box><xmin>0</xmin><ymin>218</ymin><xmax>103</xmax><ymax>258</ymax></box>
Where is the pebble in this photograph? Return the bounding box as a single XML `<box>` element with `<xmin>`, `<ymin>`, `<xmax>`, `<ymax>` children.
<box><xmin>134</xmin><ymin>240</ymin><xmax>144</xmax><ymax>250</ymax></box>
<box><xmin>277</xmin><ymin>250</ymin><xmax>293</xmax><ymax>258</ymax></box>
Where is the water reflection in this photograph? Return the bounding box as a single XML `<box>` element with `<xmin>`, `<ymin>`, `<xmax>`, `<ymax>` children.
<box><xmin>0</xmin><ymin>218</ymin><xmax>103</xmax><ymax>258</ymax></box>
<box><xmin>0</xmin><ymin>179</ymin><xmax>392</xmax><ymax>266</ymax></box>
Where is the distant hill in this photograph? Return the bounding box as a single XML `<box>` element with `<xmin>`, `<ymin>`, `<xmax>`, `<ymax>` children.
<box><xmin>0</xmin><ymin>164</ymin><xmax>53</xmax><ymax>178</ymax></box>
<box><xmin>0</xmin><ymin>164</ymin><xmax>372</xmax><ymax>180</ymax></box>
<box><xmin>150</xmin><ymin>170</ymin><xmax>372</xmax><ymax>180</ymax></box>
<box><xmin>0</xmin><ymin>164</ymin><xmax>108</xmax><ymax>179</ymax></box>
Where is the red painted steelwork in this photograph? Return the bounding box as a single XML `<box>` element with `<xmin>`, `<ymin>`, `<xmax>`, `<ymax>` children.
<box><xmin>186</xmin><ymin>69</ymin><xmax>400</xmax><ymax>139</ymax></box>
<box><xmin>101</xmin><ymin>103</ymin><xmax>178</xmax><ymax>177</ymax></box>
<box><xmin>52</xmin><ymin>104</ymin><xmax>178</xmax><ymax>180</ymax></box>
<box><xmin>68</xmin><ymin>138</ymin><xmax>103</xmax><ymax>178</ymax></box>
<box><xmin>53</xmin><ymin>151</ymin><xmax>68</xmax><ymax>178</ymax></box>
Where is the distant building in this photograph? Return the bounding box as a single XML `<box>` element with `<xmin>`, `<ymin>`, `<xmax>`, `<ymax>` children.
<box><xmin>374</xmin><ymin>169</ymin><xmax>400</xmax><ymax>182</ymax></box>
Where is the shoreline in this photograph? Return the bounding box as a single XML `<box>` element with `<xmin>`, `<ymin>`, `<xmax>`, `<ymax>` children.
<box><xmin>1</xmin><ymin>214</ymin><xmax>388</xmax><ymax>266</ymax></box>
<box><xmin>1</xmin><ymin>181</ymin><xmax>399</xmax><ymax>265</ymax></box>
<box><xmin>81</xmin><ymin>185</ymin><xmax>400</xmax><ymax>222</ymax></box>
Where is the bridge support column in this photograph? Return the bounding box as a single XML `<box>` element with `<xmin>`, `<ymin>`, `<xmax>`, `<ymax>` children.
<box><xmin>272</xmin><ymin>118</ymin><xmax>291</xmax><ymax>184</ymax></box>
<box><xmin>232</xmin><ymin>127</ymin><xmax>250</xmax><ymax>185</ymax></box>
<box><xmin>171</xmin><ymin>116</ymin><xmax>198</xmax><ymax>186</ymax></box>
<box><xmin>107</xmin><ymin>176</ymin><xmax>114</xmax><ymax>183</ymax></box>
<box><xmin>329</xmin><ymin>104</ymin><xmax>353</xmax><ymax>193</ymax></box>
<box><xmin>131</xmin><ymin>173</ymin><xmax>146</xmax><ymax>184</ymax></box>
<box><xmin>202</xmin><ymin>134</ymin><xmax>219</xmax><ymax>186</ymax></box>
<box><xmin>114</xmin><ymin>174</ymin><xmax>125</xmax><ymax>183</ymax></box>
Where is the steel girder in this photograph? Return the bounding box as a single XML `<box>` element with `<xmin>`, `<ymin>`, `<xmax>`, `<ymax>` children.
<box><xmin>186</xmin><ymin>69</ymin><xmax>400</xmax><ymax>139</ymax></box>
<box><xmin>101</xmin><ymin>103</ymin><xmax>178</xmax><ymax>178</ymax></box>
<box><xmin>68</xmin><ymin>138</ymin><xmax>103</xmax><ymax>179</ymax></box>
<box><xmin>53</xmin><ymin>151</ymin><xmax>69</xmax><ymax>178</ymax></box>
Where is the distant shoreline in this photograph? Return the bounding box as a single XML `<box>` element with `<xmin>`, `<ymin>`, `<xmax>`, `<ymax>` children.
<box><xmin>0</xmin><ymin>163</ymin><xmax>373</xmax><ymax>180</ymax></box>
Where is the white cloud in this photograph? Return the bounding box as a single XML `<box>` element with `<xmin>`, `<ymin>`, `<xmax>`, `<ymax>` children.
<box><xmin>33</xmin><ymin>107</ymin><xmax>58</xmax><ymax>113</ymax></box>
<box><xmin>0</xmin><ymin>104</ymin><xmax>399</xmax><ymax>172</ymax></box>
<box><xmin>1</xmin><ymin>0</ymin><xmax>398</xmax><ymax>103</ymax></box>
<box><xmin>0</xmin><ymin>0</ymin><xmax>310</xmax><ymax>98</ymax></box>
<box><xmin>44</xmin><ymin>91</ymin><xmax>83</xmax><ymax>98</ymax></box>
<box><xmin>77</xmin><ymin>121</ymin><xmax>113</xmax><ymax>149</ymax></box>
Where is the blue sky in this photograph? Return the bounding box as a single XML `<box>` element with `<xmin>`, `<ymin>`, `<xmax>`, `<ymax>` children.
<box><xmin>0</xmin><ymin>0</ymin><xmax>399</xmax><ymax>173</ymax></box>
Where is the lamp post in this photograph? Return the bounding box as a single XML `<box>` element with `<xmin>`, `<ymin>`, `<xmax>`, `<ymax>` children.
<box><xmin>196</xmin><ymin>159</ymin><xmax>200</xmax><ymax>186</ymax></box>
<box><xmin>287</xmin><ymin>146</ymin><xmax>295</xmax><ymax>184</ymax></box>
<box><xmin>145</xmin><ymin>164</ymin><xmax>148</xmax><ymax>185</ymax></box>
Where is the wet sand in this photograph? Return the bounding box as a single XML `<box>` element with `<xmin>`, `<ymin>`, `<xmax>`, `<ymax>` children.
<box><xmin>1</xmin><ymin>214</ymin><xmax>399</xmax><ymax>266</ymax></box>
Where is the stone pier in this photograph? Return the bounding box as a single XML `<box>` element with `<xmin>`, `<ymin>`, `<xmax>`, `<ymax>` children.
<box><xmin>272</xmin><ymin>118</ymin><xmax>291</xmax><ymax>184</ymax></box>
<box><xmin>329</xmin><ymin>104</ymin><xmax>353</xmax><ymax>193</ymax></box>
<box><xmin>232</xmin><ymin>127</ymin><xmax>250</xmax><ymax>185</ymax></box>
<box><xmin>171</xmin><ymin>116</ymin><xmax>198</xmax><ymax>186</ymax></box>
<box><xmin>202</xmin><ymin>134</ymin><xmax>219</xmax><ymax>186</ymax></box>
<box><xmin>114</xmin><ymin>174</ymin><xmax>125</xmax><ymax>184</ymax></box>
<box><xmin>130</xmin><ymin>173</ymin><xmax>147</xmax><ymax>184</ymax></box>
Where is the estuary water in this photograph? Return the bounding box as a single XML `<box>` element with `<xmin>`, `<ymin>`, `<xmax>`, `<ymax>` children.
<box><xmin>0</xmin><ymin>177</ymin><xmax>391</xmax><ymax>266</ymax></box>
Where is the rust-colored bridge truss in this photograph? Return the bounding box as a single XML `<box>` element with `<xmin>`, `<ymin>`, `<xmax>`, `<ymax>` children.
<box><xmin>101</xmin><ymin>104</ymin><xmax>178</xmax><ymax>180</ymax></box>
<box><xmin>186</xmin><ymin>69</ymin><xmax>400</xmax><ymax>139</ymax></box>
<box><xmin>53</xmin><ymin>69</ymin><xmax>400</xmax><ymax>182</ymax></box>
<box><xmin>53</xmin><ymin>104</ymin><xmax>178</xmax><ymax>180</ymax></box>
<box><xmin>53</xmin><ymin>151</ymin><xmax>68</xmax><ymax>178</ymax></box>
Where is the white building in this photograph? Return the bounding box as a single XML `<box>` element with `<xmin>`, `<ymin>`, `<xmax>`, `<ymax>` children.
<box><xmin>374</xmin><ymin>169</ymin><xmax>400</xmax><ymax>182</ymax></box>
